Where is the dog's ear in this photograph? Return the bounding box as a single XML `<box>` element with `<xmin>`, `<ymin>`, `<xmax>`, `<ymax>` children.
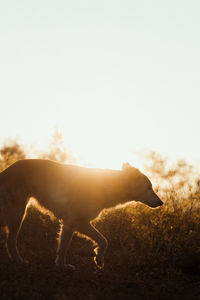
<box><xmin>122</xmin><ymin>162</ymin><xmax>132</xmax><ymax>171</ymax></box>
<box><xmin>122</xmin><ymin>162</ymin><xmax>140</xmax><ymax>176</ymax></box>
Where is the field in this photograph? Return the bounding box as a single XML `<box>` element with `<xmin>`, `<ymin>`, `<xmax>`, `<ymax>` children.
<box><xmin>0</xmin><ymin>143</ymin><xmax>199</xmax><ymax>300</ymax></box>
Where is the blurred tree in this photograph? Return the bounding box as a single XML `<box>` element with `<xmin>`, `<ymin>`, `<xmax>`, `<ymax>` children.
<box><xmin>0</xmin><ymin>142</ymin><xmax>26</xmax><ymax>171</ymax></box>
<box><xmin>41</xmin><ymin>130</ymin><xmax>76</xmax><ymax>163</ymax></box>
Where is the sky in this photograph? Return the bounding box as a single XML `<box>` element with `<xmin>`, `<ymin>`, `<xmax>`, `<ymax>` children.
<box><xmin>0</xmin><ymin>0</ymin><xmax>200</xmax><ymax>168</ymax></box>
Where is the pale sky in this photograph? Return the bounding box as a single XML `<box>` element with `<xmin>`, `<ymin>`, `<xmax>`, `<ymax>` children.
<box><xmin>0</xmin><ymin>1</ymin><xmax>200</xmax><ymax>168</ymax></box>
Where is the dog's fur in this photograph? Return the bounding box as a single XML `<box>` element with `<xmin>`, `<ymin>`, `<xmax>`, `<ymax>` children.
<box><xmin>0</xmin><ymin>159</ymin><xmax>163</xmax><ymax>269</ymax></box>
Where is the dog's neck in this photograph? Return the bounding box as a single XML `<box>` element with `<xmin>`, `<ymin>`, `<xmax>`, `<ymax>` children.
<box><xmin>102</xmin><ymin>171</ymin><xmax>129</xmax><ymax>209</ymax></box>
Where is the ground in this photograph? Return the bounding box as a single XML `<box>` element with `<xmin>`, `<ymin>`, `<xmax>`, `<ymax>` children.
<box><xmin>0</xmin><ymin>209</ymin><xmax>199</xmax><ymax>300</ymax></box>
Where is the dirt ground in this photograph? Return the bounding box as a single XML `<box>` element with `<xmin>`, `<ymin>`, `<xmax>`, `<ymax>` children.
<box><xmin>0</xmin><ymin>254</ymin><xmax>199</xmax><ymax>300</ymax></box>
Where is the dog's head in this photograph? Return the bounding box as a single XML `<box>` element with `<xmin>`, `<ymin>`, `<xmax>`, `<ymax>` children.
<box><xmin>122</xmin><ymin>163</ymin><xmax>163</xmax><ymax>208</ymax></box>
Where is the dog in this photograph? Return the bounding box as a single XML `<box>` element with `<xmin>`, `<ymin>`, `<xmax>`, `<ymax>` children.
<box><xmin>0</xmin><ymin>159</ymin><xmax>163</xmax><ymax>269</ymax></box>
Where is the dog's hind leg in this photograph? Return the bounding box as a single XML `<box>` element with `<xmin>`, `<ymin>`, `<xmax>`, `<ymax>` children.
<box><xmin>6</xmin><ymin>204</ymin><xmax>27</xmax><ymax>264</ymax></box>
<box><xmin>55</xmin><ymin>222</ymin><xmax>75</xmax><ymax>270</ymax></box>
<box><xmin>78</xmin><ymin>223</ymin><xmax>108</xmax><ymax>269</ymax></box>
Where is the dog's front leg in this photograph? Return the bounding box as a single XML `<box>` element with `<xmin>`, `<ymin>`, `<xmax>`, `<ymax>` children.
<box><xmin>55</xmin><ymin>223</ymin><xmax>75</xmax><ymax>270</ymax></box>
<box><xmin>79</xmin><ymin>223</ymin><xmax>108</xmax><ymax>268</ymax></box>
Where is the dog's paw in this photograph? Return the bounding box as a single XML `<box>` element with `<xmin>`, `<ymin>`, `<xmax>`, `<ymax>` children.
<box><xmin>63</xmin><ymin>264</ymin><xmax>76</xmax><ymax>271</ymax></box>
<box><xmin>94</xmin><ymin>254</ymin><xmax>104</xmax><ymax>269</ymax></box>
<box><xmin>55</xmin><ymin>258</ymin><xmax>76</xmax><ymax>271</ymax></box>
<box><xmin>21</xmin><ymin>259</ymin><xmax>29</xmax><ymax>265</ymax></box>
<box><xmin>94</xmin><ymin>247</ymin><xmax>104</xmax><ymax>269</ymax></box>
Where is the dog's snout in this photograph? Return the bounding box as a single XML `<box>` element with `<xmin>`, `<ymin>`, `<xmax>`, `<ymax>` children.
<box><xmin>147</xmin><ymin>192</ymin><xmax>163</xmax><ymax>208</ymax></box>
<box><xmin>154</xmin><ymin>195</ymin><xmax>163</xmax><ymax>207</ymax></box>
<box><xmin>157</xmin><ymin>199</ymin><xmax>163</xmax><ymax>206</ymax></box>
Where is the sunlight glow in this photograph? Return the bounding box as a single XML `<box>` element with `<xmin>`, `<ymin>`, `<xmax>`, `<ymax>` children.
<box><xmin>60</xmin><ymin>99</ymin><xmax>144</xmax><ymax>170</ymax></box>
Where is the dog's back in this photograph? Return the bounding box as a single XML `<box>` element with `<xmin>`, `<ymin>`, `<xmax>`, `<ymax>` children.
<box><xmin>0</xmin><ymin>159</ymin><xmax>111</xmax><ymax>223</ymax></box>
